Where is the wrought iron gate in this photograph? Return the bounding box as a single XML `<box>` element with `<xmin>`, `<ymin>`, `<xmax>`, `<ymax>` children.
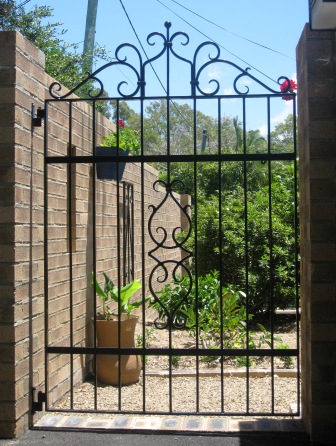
<box><xmin>40</xmin><ymin>22</ymin><xmax>300</xmax><ymax>417</ymax></box>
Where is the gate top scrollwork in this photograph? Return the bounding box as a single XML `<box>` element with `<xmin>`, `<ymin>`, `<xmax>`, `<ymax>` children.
<box><xmin>49</xmin><ymin>21</ymin><xmax>291</xmax><ymax>100</ymax></box>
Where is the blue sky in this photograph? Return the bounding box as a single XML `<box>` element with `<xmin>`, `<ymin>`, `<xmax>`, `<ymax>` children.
<box><xmin>30</xmin><ymin>0</ymin><xmax>309</xmax><ymax>132</ymax></box>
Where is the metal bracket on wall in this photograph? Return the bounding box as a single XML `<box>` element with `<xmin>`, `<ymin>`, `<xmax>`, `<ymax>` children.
<box><xmin>31</xmin><ymin>387</ymin><xmax>46</xmax><ymax>413</ymax></box>
<box><xmin>32</xmin><ymin>104</ymin><xmax>46</xmax><ymax>127</ymax></box>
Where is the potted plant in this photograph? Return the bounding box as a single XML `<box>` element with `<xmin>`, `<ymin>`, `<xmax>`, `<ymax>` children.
<box><xmin>91</xmin><ymin>272</ymin><xmax>148</xmax><ymax>385</ymax></box>
<box><xmin>95</xmin><ymin>119</ymin><xmax>141</xmax><ymax>180</ymax></box>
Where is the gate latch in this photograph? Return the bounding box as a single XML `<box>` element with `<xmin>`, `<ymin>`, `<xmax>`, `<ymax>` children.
<box><xmin>32</xmin><ymin>387</ymin><xmax>46</xmax><ymax>413</ymax></box>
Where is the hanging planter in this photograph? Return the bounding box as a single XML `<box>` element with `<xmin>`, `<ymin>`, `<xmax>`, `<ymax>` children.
<box><xmin>96</xmin><ymin>120</ymin><xmax>140</xmax><ymax>181</ymax></box>
<box><xmin>95</xmin><ymin>146</ymin><xmax>129</xmax><ymax>181</ymax></box>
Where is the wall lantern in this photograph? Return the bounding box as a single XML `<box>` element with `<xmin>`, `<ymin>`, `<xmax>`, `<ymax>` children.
<box><xmin>309</xmin><ymin>0</ymin><xmax>336</xmax><ymax>30</ymax></box>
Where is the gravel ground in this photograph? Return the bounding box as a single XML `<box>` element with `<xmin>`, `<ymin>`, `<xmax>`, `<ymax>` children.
<box><xmin>54</xmin><ymin>321</ymin><xmax>300</xmax><ymax>416</ymax></box>
<box><xmin>56</xmin><ymin>374</ymin><xmax>298</xmax><ymax>415</ymax></box>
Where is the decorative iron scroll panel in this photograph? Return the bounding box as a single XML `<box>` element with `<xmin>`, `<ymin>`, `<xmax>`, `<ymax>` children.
<box><xmin>42</xmin><ymin>22</ymin><xmax>299</xmax><ymax>418</ymax></box>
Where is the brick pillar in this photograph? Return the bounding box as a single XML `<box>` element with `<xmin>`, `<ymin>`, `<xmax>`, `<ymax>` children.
<box><xmin>297</xmin><ymin>24</ymin><xmax>336</xmax><ymax>443</ymax></box>
<box><xmin>0</xmin><ymin>31</ymin><xmax>46</xmax><ymax>438</ymax></box>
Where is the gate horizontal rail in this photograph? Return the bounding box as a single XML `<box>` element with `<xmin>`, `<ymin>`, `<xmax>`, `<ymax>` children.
<box><xmin>46</xmin><ymin>153</ymin><xmax>296</xmax><ymax>164</ymax></box>
<box><xmin>47</xmin><ymin>346</ymin><xmax>299</xmax><ymax>357</ymax></box>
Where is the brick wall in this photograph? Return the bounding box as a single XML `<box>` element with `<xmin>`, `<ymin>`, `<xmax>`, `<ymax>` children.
<box><xmin>297</xmin><ymin>24</ymin><xmax>336</xmax><ymax>443</ymax></box>
<box><xmin>0</xmin><ymin>31</ymin><xmax>188</xmax><ymax>438</ymax></box>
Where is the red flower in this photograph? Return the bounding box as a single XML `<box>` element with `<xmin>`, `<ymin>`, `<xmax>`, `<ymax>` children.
<box><xmin>118</xmin><ymin>119</ymin><xmax>125</xmax><ymax>128</ymax></box>
<box><xmin>280</xmin><ymin>79</ymin><xmax>297</xmax><ymax>101</ymax></box>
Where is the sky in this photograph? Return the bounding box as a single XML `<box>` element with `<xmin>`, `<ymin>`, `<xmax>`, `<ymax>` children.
<box><xmin>28</xmin><ymin>0</ymin><xmax>309</xmax><ymax>133</ymax></box>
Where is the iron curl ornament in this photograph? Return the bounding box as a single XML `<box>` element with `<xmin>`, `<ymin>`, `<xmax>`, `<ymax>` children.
<box><xmin>49</xmin><ymin>21</ymin><xmax>293</xmax><ymax>100</ymax></box>
<box><xmin>148</xmin><ymin>180</ymin><xmax>192</xmax><ymax>330</ymax></box>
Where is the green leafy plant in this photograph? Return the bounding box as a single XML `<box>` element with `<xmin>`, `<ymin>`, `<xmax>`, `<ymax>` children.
<box><xmin>276</xmin><ymin>341</ymin><xmax>294</xmax><ymax>368</ymax></box>
<box><xmin>92</xmin><ymin>272</ymin><xmax>148</xmax><ymax>319</ymax></box>
<box><xmin>235</xmin><ymin>356</ymin><xmax>254</xmax><ymax>368</ymax></box>
<box><xmin>171</xmin><ymin>355</ymin><xmax>180</xmax><ymax>368</ymax></box>
<box><xmin>171</xmin><ymin>346</ymin><xmax>180</xmax><ymax>368</ymax></box>
<box><xmin>136</xmin><ymin>326</ymin><xmax>157</xmax><ymax>365</ymax></box>
<box><xmin>201</xmin><ymin>345</ymin><xmax>221</xmax><ymax>364</ymax></box>
<box><xmin>150</xmin><ymin>271</ymin><xmax>275</xmax><ymax>367</ymax></box>
<box><xmin>101</xmin><ymin>119</ymin><xmax>141</xmax><ymax>155</ymax></box>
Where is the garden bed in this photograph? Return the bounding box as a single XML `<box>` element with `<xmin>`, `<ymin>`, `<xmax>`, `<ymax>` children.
<box><xmin>138</xmin><ymin>319</ymin><xmax>298</xmax><ymax>372</ymax></box>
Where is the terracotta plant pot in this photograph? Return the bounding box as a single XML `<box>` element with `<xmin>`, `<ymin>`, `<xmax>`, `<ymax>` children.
<box><xmin>94</xmin><ymin>313</ymin><xmax>141</xmax><ymax>386</ymax></box>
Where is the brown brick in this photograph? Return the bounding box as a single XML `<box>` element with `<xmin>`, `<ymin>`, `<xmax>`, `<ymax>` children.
<box><xmin>310</xmin><ymin>159</ymin><xmax>336</xmax><ymax>180</ymax></box>
<box><xmin>0</xmin><ymin>67</ymin><xmax>15</xmax><ymax>87</ymax></box>
<box><xmin>0</xmin><ymin>360</ymin><xmax>15</xmax><ymax>382</ymax></box>
<box><xmin>309</xmin><ymin>120</ymin><xmax>335</xmax><ymax>139</ymax></box>
<box><xmin>309</xmin><ymin>222</ymin><xmax>336</xmax><ymax>241</ymax></box>
<box><xmin>311</xmin><ymin>363</ymin><xmax>336</xmax><ymax>383</ymax></box>
<box><xmin>311</xmin><ymin>243</ymin><xmax>336</xmax><ymax>261</ymax></box>
<box><xmin>311</xmin><ymin>283</ymin><xmax>336</xmax><ymax>301</ymax></box>
<box><xmin>311</xmin><ymin>301</ymin><xmax>336</xmax><ymax>322</ymax></box>
<box><xmin>309</xmin><ymin>100</ymin><xmax>336</xmax><ymax>120</ymax></box>
<box><xmin>311</xmin><ymin>324</ymin><xmax>336</xmax><ymax>341</ymax></box>
<box><xmin>310</xmin><ymin>404</ymin><xmax>336</xmax><ymax>443</ymax></box>
<box><xmin>310</xmin><ymin>202</ymin><xmax>336</xmax><ymax>221</ymax></box>
<box><xmin>307</xmin><ymin>39</ymin><xmax>332</xmax><ymax>60</ymax></box>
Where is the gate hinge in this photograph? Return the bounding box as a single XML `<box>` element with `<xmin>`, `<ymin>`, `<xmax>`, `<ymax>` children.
<box><xmin>32</xmin><ymin>106</ymin><xmax>45</xmax><ymax>127</ymax></box>
<box><xmin>31</xmin><ymin>387</ymin><xmax>46</xmax><ymax>413</ymax></box>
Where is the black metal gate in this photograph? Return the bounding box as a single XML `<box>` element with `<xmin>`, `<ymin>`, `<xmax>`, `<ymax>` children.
<box><xmin>40</xmin><ymin>22</ymin><xmax>299</xmax><ymax>417</ymax></box>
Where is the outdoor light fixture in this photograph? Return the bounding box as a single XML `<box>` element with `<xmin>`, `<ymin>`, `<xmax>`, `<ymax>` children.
<box><xmin>309</xmin><ymin>0</ymin><xmax>336</xmax><ymax>30</ymax></box>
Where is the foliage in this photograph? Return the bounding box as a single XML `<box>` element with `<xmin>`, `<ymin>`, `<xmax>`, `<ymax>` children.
<box><xmin>150</xmin><ymin>271</ymin><xmax>272</xmax><ymax>354</ymax></box>
<box><xmin>101</xmin><ymin>119</ymin><xmax>141</xmax><ymax>155</ymax></box>
<box><xmin>139</xmin><ymin>100</ymin><xmax>237</xmax><ymax>157</ymax></box>
<box><xmin>181</xmin><ymin>162</ymin><xmax>297</xmax><ymax>314</ymax></box>
<box><xmin>271</xmin><ymin>114</ymin><xmax>297</xmax><ymax>153</ymax></box>
<box><xmin>92</xmin><ymin>272</ymin><xmax>147</xmax><ymax>318</ymax></box>
<box><xmin>163</xmin><ymin>114</ymin><xmax>298</xmax><ymax>314</ymax></box>
<box><xmin>171</xmin><ymin>351</ymin><xmax>180</xmax><ymax>368</ymax></box>
<box><xmin>276</xmin><ymin>341</ymin><xmax>294</xmax><ymax>368</ymax></box>
<box><xmin>136</xmin><ymin>326</ymin><xmax>157</xmax><ymax>365</ymax></box>
<box><xmin>233</xmin><ymin>116</ymin><xmax>267</xmax><ymax>154</ymax></box>
<box><xmin>0</xmin><ymin>1</ymin><xmax>113</xmax><ymax>117</ymax></box>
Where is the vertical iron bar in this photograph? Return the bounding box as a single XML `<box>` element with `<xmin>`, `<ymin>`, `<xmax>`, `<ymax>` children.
<box><xmin>242</xmin><ymin>97</ymin><xmax>250</xmax><ymax>414</ymax></box>
<box><xmin>92</xmin><ymin>100</ymin><xmax>98</xmax><ymax>412</ymax></box>
<box><xmin>140</xmin><ymin>98</ymin><xmax>147</xmax><ymax>413</ymax></box>
<box><xmin>292</xmin><ymin>98</ymin><xmax>300</xmax><ymax>414</ymax></box>
<box><xmin>193</xmin><ymin>97</ymin><xmax>200</xmax><ymax>413</ymax></box>
<box><xmin>116</xmin><ymin>101</ymin><xmax>122</xmax><ymax>411</ymax></box>
<box><xmin>28</xmin><ymin>104</ymin><xmax>34</xmax><ymax>423</ymax></box>
<box><xmin>68</xmin><ymin>102</ymin><xmax>74</xmax><ymax>410</ymax></box>
<box><xmin>43</xmin><ymin>102</ymin><xmax>49</xmax><ymax>410</ymax></box>
<box><xmin>267</xmin><ymin>96</ymin><xmax>275</xmax><ymax>414</ymax></box>
<box><xmin>166</xmin><ymin>37</ymin><xmax>173</xmax><ymax>411</ymax></box>
<box><xmin>218</xmin><ymin>98</ymin><xmax>225</xmax><ymax>413</ymax></box>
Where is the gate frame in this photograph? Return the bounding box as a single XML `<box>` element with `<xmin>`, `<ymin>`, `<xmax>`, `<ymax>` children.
<box><xmin>41</xmin><ymin>21</ymin><xmax>300</xmax><ymax>419</ymax></box>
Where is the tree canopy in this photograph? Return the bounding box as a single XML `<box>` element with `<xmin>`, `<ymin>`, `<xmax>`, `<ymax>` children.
<box><xmin>0</xmin><ymin>0</ymin><xmax>112</xmax><ymax>115</ymax></box>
